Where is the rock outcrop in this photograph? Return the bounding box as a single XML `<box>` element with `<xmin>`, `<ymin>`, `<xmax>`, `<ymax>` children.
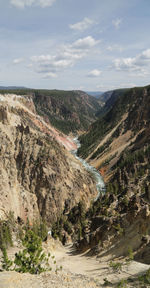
<box><xmin>0</xmin><ymin>94</ymin><xmax>97</xmax><ymax>224</ymax></box>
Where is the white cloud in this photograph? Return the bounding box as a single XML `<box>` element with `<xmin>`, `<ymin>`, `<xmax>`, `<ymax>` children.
<box><xmin>13</xmin><ymin>58</ymin><xmax>24</xmax><ymax>64</ymax></box>
<box><xmin>31</xmin><ymin>56</ymin><xmax>74</xmax><ymax>73</ymax></box>
<box><xmin>38</xmin><ymin>0</ymin><xmax>56</xmax><ymax>7</ymax></box>
<box><xmin>26</xmin><ymin>63</ymin><xmax>33</xmax><ymax>68</ymax></box>
<box><xmin>112</xmin><ymin>18</ymin><xmax>122</xmax><ymax>29</ymax></box>
<box><xmin>107</xmin><ymin>44</ymin><xmax>123</xmax><ymax>52</ymax></box>
<box><xmin>113</xmin><ymin>57</ymin><xmax>137</xmax><ymax>71</ymax></box>
<box><xmin>88</xmin><ymin>69</ymin><xmax>102</xmax><ymax>77</ymax></box>
<box><xmin>31</xmin><ymin>55</ymin><xmax>55</xmax><ymax>62</ymax></box>
<box><xmin>10</xmin><ymin>0</ymin><xmax>56</xmax><ymax>9</ymax></box>
<box><xmin>140</xmin><ymin>49</ymin><xmax>150</xmax><ymax>59</ymax></box>
<box><xmin>71</xmin><ymin>36</ymin><xmax>99</xmax><ymax>49</ymax></box>
<box><xmin>113</xmin><ymin>48</ymin><xmax>150</xmax><ymax>73</ymax></box>
<box><xmin>30</xmin><ymin>36</ymin><xmax>100</xmax><ymax>76</ymax></box>
<box><xmin>42</xmin><ymin>72</ymin><xmax>57</xmax><ymax>78</ymax></box>
<box><xmin>70</xmin><ymin>17</ymin><xmax>94</xmax><ymax>31</ymax></box>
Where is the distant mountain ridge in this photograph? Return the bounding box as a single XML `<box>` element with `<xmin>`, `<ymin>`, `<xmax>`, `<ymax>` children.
<box><xmin>85</xmin><ymin>91</ymin><xmax>104</xmax><ymax>98</ymax></box>
<box><xmin>0</xmin><ymin>86</ymin><xmax>29</xmax><ymax>90</ymax></box>
<box><xmin>0</xmin><ymin>88</ymin><xmax>102</xmax><ymax>134</ymax></box>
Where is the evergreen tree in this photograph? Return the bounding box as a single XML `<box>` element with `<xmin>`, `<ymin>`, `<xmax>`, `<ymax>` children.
<box><xmin>14</xmin><ymin>230</ymin><xmax>50</xmax><ymax>274</ymax></box>
<box><xmin>1</xmin><ymin>247</ymin><xmax>13</xmax><ymax>271</ymax></box>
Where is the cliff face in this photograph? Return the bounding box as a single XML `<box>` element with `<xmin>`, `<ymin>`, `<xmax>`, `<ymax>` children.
<box><xmin>78</xmin><ymin>85</ymin><xmax>150</xmax><ymax>174</ymax></box>
<box><xmin>72</xmin><ymin>85</ymin><xmax>150</xmax><ymax>264</ymax></box>
<box><xmin>0</xmin><ymin>94</ymin><xmax>97</xmax><ymax>224</ymax></box>
<box><xmin>32</xmin><ymin>89</ymin><xmax>101</xmax><ymax>134</ymax></box>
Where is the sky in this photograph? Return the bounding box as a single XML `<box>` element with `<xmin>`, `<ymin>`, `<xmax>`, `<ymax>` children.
<box><xmin>1</xmin><ymin>0</ymin><xmax>150</xmax><ymax>91</ymax></box>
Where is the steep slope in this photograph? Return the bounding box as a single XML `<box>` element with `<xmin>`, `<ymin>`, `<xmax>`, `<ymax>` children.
<box><xmin>0</xmin><ymin>93</ymin><xmax>97</xmax><ymax>224</ymax></box>
<box><xmin>0</xmin><ymin>240</ymin><xmax>149</xmax><ymax>287</ymax></box>
<box><xmin>32</xmin><ymin>89</ymin><xmax>101</xmax><ymax>134</ymax></box>
<box><xmin>78</xmin><ymin>85</ymin><xmax>149</xmax><ymax>163</ymax></box>
<box><xmin>74</xmin><ymin>85</ymin><xmax>150</xmax><ymax>267</ymax></box>
<box><xmin>0</xmin><ymin>90</ymin><xmax>150</xmax><ymax>287</ymax></box>
<box><xmin>0</xmin><ymin>89</ymin><xmax>101</xmax><ymax>134</ymax></box>
<box><xmin>95</xmin><ymin>88</ymin><xmax>129</xmax><ymax>117</ymax></box>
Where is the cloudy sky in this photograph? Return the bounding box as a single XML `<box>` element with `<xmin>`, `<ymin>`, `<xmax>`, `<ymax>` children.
<box><xmin>1</xmin><ymin>0</ymin><xmax>150</xmax><ymax>91</ymax></box>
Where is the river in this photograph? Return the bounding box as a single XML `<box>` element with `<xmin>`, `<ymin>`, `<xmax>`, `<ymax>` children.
<box><xmin>72</xmin><ymin>137</ymin><xmax>105</xmax><ymax>201</ymax></box>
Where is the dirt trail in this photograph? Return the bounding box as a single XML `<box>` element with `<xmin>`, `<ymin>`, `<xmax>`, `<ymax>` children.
<box><xmin>51</xmin><ymin>243</ymin><xmax>104</xmax><ymax>277</ymax></box>
<box><xmin>0</xmin><ymin>240</ymin><xmax>150</xmax><ymax>288</ymax></box>
<box><xmin>45</xmin><ymin>240</ymin><xmax>150</xmax><ymax>286</ymax></box>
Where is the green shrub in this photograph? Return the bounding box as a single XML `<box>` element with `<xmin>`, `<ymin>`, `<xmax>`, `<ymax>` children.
<box><xmin>116</xmin><ymin>279</ymin><xmax>127</xmax><ymax>288</ymax></box>
<box><xmin>1</xmin><ymin>247</ymin><xmax>13</xmax><ymax>271</ymax></box>
<box><xmin>126</xmin><ymin>247</ymin><xmax>134</xmax><ymax>262</ymax></box>
<box><xmin>113</xmin><ymin>224</ymin><xmax>124</xmax><ymax>236</ymax></box>
<box><xmin>109</xmin><ymin>261</ymin><xmax>122</xmax><ymax>272</ymax></box>
<box><xmin>32</xmin><ymin>219</ymin><xmax>48</xmax><ymax>241</ymax></box>
<box><xmin>63</xmin><ymin>221</ymin><xmax>72</xmax><ymax>235</ymax></box>
<box><xmin>14</xmin><ymin>230</ymin><xmax>50</xmax><ymax>274</ymax></box>
<box><xmin>138</xmin><ymin>268</ymin><xmax>150</xmax><ymax>284</ymax></box>
<box><xmin>0</xmin><ymin>221</ymin><xmax>13</xmax><ymax>249</ymax></box>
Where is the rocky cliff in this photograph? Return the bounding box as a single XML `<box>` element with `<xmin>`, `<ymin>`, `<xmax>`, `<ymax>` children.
<box><xmin>68</xmin><ymin>85</ymin><xmax>150</xmax><ymax>265</ymax></box>
<box><xmin>32</xmin><ymin>89</ymin><xmax>101</xmax><ymax>134</ymax></box>
<box><xmin>0</xmin><ymin>94</ymin><xmax>97</xmax><ymax>224</ymax></box>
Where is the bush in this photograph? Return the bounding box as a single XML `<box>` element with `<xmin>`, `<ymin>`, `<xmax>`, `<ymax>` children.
<box><xmin>32</xmin><ymin>219</ymin><xmax>48</xmax><ymax>241</ymax></box>
<box><xmin>1</xmin><ymin>247</ymin><xmax>13</xmax><ymax>271</ymax></box>
<box><xmin>0</xmin><ymin>221</ymin><xmax>13</xmax><ymax>249</ymax></box>
<box><xmin>138</xmin><ymin>268</ymin><xmax>150</xmax><ymax>284</ymax></box>
<box><xmin>126</xmin><ymin>247</ymin><xmax>134</xmax><ymax>262</ymax></box>
<box><xmin>14</xmin><ymin>230</ymin><xmax>50</xmax><ymax>274</ymax></box>
<box><xmin>109</xmin><ymin>261</ymin><xmax>122</xmax><ymax>272</ymax></box>
<box><xmin>113</xmin><ymin>224</ymin><xmax>124</xmax><ymax>236</ymax></box>
<box><xmin>116</xmin><ymin>279</ymin><xmax>127</xmax><ymax>288</ymax></box>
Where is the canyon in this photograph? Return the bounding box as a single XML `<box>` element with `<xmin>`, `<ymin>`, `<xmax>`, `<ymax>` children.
<box><xmin>0</xmin><ymin>87</ymin><xmax>150</xmax><ymax>287</ymax></box>
<box><xmin>0</xmin><ymin>93</ymin><xmax>98</xmax><ymax>224</ymax></box>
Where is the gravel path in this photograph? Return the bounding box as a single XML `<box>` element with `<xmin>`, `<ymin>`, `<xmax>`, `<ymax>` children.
<box><xmin>0</xmin><ymin>240</ymin><xmax>150</xmax><ymax>288</ymax></box>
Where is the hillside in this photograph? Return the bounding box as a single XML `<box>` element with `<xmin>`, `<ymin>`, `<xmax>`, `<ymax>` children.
<box><xmin>32</xmin><ymin>89</ymin><xmax>102</xmax><ymax>134</ymax></box>
<box><xmin>0</xmin><ymin>89</ymin><xmax>101</xmax><ymax>134</ymax></box>
<box><xmin>0</xmin><ymin>88</ymin><xmax>150</xmax><ymax>287</ymax></box>
<box><xmin>95</xmin><ymin>88</ymin><xmax>129</xmax><ymax>116</ymax></box>
<box><xmin>78</xmin><ymin>86</ymin><xmax>148</xmax><ymax>160</ymax></box>
<box><xmin>72</xmin><ymin>85</ymin><xmax>150</xmax><ymax>267</ymax></box>
<box><xmin>0</xmin><ymin>93</ymin><xmax>97</xmax><ymax>224</ymax></box>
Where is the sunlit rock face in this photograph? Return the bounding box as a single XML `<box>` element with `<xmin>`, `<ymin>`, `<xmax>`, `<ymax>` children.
<box><xmin>0</xmin><ymin>93</ymin><xmax>97</xmax><ymax>224</ymax></box>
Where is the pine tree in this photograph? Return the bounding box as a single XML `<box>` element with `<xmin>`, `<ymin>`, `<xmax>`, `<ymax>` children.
<box><xmin>1</xmin><ymin>246</ymin><xmax>13</xmax><ymax>271</ymax></box>
<box><xmin>14</xmin><ymin>230</ymin><xmax>50</xmax><ymax>274</ymax></box>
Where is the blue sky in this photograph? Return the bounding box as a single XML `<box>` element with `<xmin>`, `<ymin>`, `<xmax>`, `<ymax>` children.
<box><xmin>1</xmin><ymin>0</ymin><xmax>150</xmax><ymax>91</ymax></box>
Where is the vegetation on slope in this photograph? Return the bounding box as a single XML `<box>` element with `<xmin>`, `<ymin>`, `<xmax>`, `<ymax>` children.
<box><xmin>32</xmin><ymin>89</ymin><xmax>102</xmax><ymax>134</ymax></box>
<box><xmin>0</xmin><ymin>216</ymin><xmax>59</xmax><ymax>274</ymax></box>
<box><xmin>50</xmin><ymin>85</ymin><xmax>150</xmax><ymax>272</ymax></box>
<box><xmin>53</xmin><ymin>139</ymin><xmax>150</xmax><ymax>267</ymax></box>
<box><xmin>0</xmin><ymin>88</ymin><xmax>101</xmax><ymax>134</ymax></box>
<box><xmin>96</xmin><ymin>88</ymin><xmax>130</xmax><ymax>117</ymax></box>
<box><xmin>78</xmin><ymin>85</ymin><xmax>150</xmax><ymax>158</ymax></box>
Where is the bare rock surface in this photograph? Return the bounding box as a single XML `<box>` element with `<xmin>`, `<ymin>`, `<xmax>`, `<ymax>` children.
<box><xmin>0</xmin><ymin>94</ymin><xmax>97</xmax><ymax>223</ymax></box>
